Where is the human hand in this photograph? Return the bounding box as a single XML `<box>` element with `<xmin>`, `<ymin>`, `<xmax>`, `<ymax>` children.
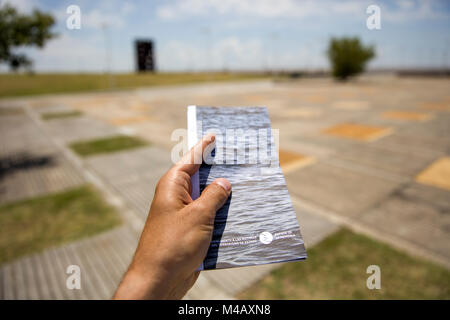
<box><xmin>113</xmin><ymin>134</ymin><xmax>231</xmax><ymax>299</ymax></box>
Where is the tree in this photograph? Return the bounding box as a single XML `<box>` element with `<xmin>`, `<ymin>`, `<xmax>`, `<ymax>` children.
<box><xmin>0</xmin><ymin>4</ymin><xmax>56</xmax><ymax>71</ymax></box>
<box><xmin>327</xmin><ymin>37</ymin><xmax>375</xmax><ymax>80</ymax></box>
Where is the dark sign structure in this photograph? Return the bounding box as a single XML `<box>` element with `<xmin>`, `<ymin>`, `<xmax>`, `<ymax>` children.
<box><xmin>135</xmin><ymin>40</ymin><xmax>155</xmax><ymax>72</ymax></box>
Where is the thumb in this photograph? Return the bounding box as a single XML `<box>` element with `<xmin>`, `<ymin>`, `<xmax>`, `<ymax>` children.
<box><xmin>191</xmin><ymin>178</ymin><xmax>231</xmax><ymax>222</ymax></box>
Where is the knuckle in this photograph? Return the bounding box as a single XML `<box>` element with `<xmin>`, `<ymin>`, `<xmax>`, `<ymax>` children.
<box><xmin>194</xmin><ymin>201</ymin><xmax>210</xmax><ymax>214</ymax></box>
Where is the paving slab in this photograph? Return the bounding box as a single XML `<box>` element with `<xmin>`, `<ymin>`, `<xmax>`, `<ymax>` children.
<box><xmin>285</xmin><ymin>162</ymin><xmax>401</xmax><ymax>217</ymax></box>
<box><xmin>293</xmin><ymin>202</ymin><xmax>340</xmax><ymax>247</ymax></box>
<box><xmin>332</xmin><ymin>143</ymin><xmax>438</xmax><ymax>178</ymax></box>
<box><xmin>108</xmin><ymin>115</ymin><xmax>154</xmax><ymax>126</ymax></box>
<box><xmin>331</xmin><ymin>100</ymin><xmax>370</xmax><ymax>111</ymax></box>
<box><xmin>283</xmin><ymin>137</ymin><xmax>358</xmax><ymax>165</ymax></box>
<box><xmin>0</xmin><ymin>114</ymin><xmax>85</xmax><ymax>204</ymax></box>
<box><xmin>280</xmin><ymin>139</ymin><xmax>336</xmax><ymax>160</ymax></box>
<box><xmin>277</xmin><ymin>107</ymin><xmax>323</xmax><ymax>119</ymax></box>
<box><xmin>382</xmin><ymin>111</ymin><xmax>433</xmax><ymax>122</ymax></box>
<box><xmin>85</xmin><ymin>146</ymin><xmax>171</xmax><ymax>182</ymax></box>
<box><xmin>43</xmin><ymin>116</ymin><xmax>119</xmax><ymax>143</ymax></box>
<box><xmin>0</xmin><ymin>114</ymin><xmax>52</xmax><ymax>154</ymax></box>
<box><xmin>34</xmin><ymin>105</ymin><xmax>75</xmax><ymax>114</ymax></box>
<box><xmin>398</xmin><ymin>115</ymin><xmax>450</xmax><ymax>142</ymax></box>
<box><xmin>0</xmin><ymin>226</ymin><xmax>138</xmax><ymax>299</ymax></box>
<box><xmin>416</xmin><ymin>157</ymin><xmax>450</xmax><ymax>191</ymax></box>
<box><xmin>373</xmin><ymin>132</ymin><xmax>450</xmax><ymax>154</ymax></box>
<box><xmin>358</xmin><ymin>183</ymin><xmax>450</xmax><ymax>261</ymax></box>
<box><xmin>85</xmin><ymin>146</ymin><xmax>171</xmax><ymax>219</ymax></box>
<box><xmin>113</xmin><ymin>178</ymin><xmax>158</xmax><ymax>218</ymax></box>
<box><xmin>322</xmin><ymin>123</ymin><xmax>393</xmax><ymax>142</ymax></box>
<box><xmin>279</xmin><ymin>149</ymin><xmax>315</xmax><ymax>174</ymax></box>
<box><xmin>2</xmin><ymin>77</ymin><xmax>450</xmax><ymax>299</ymax></box>
<box><xmin>0</xmin><ymin>153</ymin><xmax>85</xmax><ymax>204</ymax></box>
<box><xmin>420</xmin><ymin>101</ymin><xmax>450</xmax><ymax>111</ymax></box>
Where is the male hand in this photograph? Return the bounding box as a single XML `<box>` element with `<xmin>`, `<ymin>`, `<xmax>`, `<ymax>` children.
<box><xmin>113</xmin><ymin>134</ymin><xmax>231</xmax><ymax>299</ymax></box>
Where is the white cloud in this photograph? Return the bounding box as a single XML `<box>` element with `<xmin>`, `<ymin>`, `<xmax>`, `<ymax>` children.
<box><xmin>158</xmin><ymin>37</ymin><xmax>266</xmax><ymax>71</ymax></box>
<box><xmin>397</xmin><ymin>0</ymin><xmax>416</xmax><ymax>10</ymax></box>
<box><xmin>157</xmin><ymin>36</ymin><xmax>328</xmax><ymax>71</ymax></box>
<box><xmin>81</xmin><ymin>1</ymin><xmax>136</xmax><ymax>29</ymax></box>
<box><xmin>4</xmin><ymin>0</ymin><xmax>448</xmax><ymax>72</ymax></box>
<box><xmin>82</xmin><ymin>9</ymin><xmax>123</xmax><ymax>29</ymax></box>
<box><xmin>28</xmin><ymin>33</ymin><xmax>105</xmax><ymax>71</ymax></box>
<box><xmin>383</xmin><ymin>0</ymin><xmax>450</xmax><ymax>22</ymax></box>
<box><xmin>1</xmin><ymin>0</ymin><xmax>36</xmax><ymax>13</ymax></box>
<box><xmin>28</xmin><ymin>30</ymin><xmax>136</xmax><ymax>72</ymax></box>
<box><xmin>156</xmin><ymin>0</ymin><xmax>365</xmax><ymax>20</ymax></box>
<box><xmin>1</xmin><ymin>0</ymin><xmax>137</xmax><ymax>72</ymax></box>
<box><xmin>51</xmin><ymin>1</ymin><xmax>136</xmax><ymax>30</ymax></box>
<box><xmin>155</xmin><ymin>0</ymin><xmax>449</xmax><ymax>23</ymax></box>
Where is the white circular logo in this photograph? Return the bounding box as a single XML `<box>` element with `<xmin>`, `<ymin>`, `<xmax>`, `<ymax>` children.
<box><xmin>259</xmin><ymin>232</ymin><xmax>273</xmax><ymax>244</ymax></box>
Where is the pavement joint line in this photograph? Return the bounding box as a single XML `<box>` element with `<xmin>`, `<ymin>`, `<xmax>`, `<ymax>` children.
<box><xmin>321</xmin><ymin>157</ymin><xmax>411</xmax><ymax>184</ymax></box>
<box><xmin>415</xmin><ymin>156</ymin><xmax>450</xmax><ymax>191</ymax></box>
<box><xmin>58</xmin><ymin>246</ymin><xmax>83</xmax><ymax>300</ymax></box>
<box><xmin>190</xmin><ymin>275</ymin><xmax>235</xmax><ymax>300</ymax></box>
<box><xmin>281</xmin><ymin>157</ymin><xmax>316</xmax><ymax>174</ymax></box>
<box><xmin>382</xmin><ymin>111</ymin><xmax>434</xmax><ymax>122</ymax></box>
<box><xmin>24</xmin><ymin>104</ymin><xmax>145</xmax><ymax>233</ymax></box>
<box><xmin>364</xmin><ymin>127</ymin><xmax>394</xmax><ymax>142</ymax></box>
<box><xmin>201</xmin><ymin>271</ymin><xmax>240</xmax><ymax>297</ymax></box>
<box><xmin>23</xmin><ymin>255</ymin><xmax>39</xmax><ymax>299</ymax></box>
<box><xmin>290</xmin><ymin>194</ymin><xmax>450</xmax><ymax>270</ymax></box>
<box><xmin>376</xmin><ymin>136</ymin><xmax>448</xmax><ymax>155</ymax></box>
<box><xmin>3</xmin><ymin>265</ymin><xmax>13</xmax><ymax>299</ymax></box>
<box><xmin>354</xmin><ymin>142</ymin><xmax>443</xmax><ymax>160</ymax></box>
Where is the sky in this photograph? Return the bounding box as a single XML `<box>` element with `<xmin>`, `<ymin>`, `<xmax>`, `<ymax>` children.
<box><xmin>2</xmin><ymin>0</ymin><xmax>450</xmax><ymax>72</ymax></box>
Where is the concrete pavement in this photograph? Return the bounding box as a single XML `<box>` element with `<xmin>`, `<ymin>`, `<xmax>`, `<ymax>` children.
<box><xmin>1</xmin><ymin>75</ymin><xmax>449</xmax><ymax>299</ymax></box>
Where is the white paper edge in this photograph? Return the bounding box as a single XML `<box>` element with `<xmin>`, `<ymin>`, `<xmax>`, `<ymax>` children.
<box><xmin>187</xmin><ymin>105</ymin><xmax>204</xmax><ymax>271</ymax></box>
<box><xmin>187</xmin><ymin>105</ymin><xmax>200</xmax><ymax>201</ymax></box>
<box><xmin>187</xmin><ymin>105</ymin><xmax>198</xmax><ymax>150</ymax></box>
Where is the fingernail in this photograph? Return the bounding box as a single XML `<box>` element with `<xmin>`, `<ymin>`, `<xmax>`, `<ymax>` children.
<box><xmin>215</xmin><ymin>178</ymin><xmax>231</xmax><ymax>192</ymax></box>
<box><xmin>204</xmin><ymin>133</ymin><xmax>215</xmax><ymax>143</ymax></box>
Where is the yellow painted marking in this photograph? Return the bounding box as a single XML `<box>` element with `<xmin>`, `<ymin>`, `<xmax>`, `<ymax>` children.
<box><xmin>279</xmin><ymin>150</ymin><xmax>315</xmax><ymax>173</ymax></box>
<box><xmin>282</xmin><ymin>108</ymin><xmax>322</xmax><ymax>118</ymax></box>
<box><xmin>332</xmin><ymin>100</ymin><xmax>370</xmax><ymax>110</ymax></box>
<box><xmin>303</xmin><ymin>95</ymin><xmax>327</xmax><ymax>104</ymax></box>
<box><xmin>130</xmin><ymin>103</ymin><xmax>151</xmax><ymax>111</ymax></box>
<box><xmin>382</xmin><ymin>111</ymin><xmax>433</xmax><ymax>121</ymax></box>
<box><xmin>416</xmin><ymin>157</ymin><xmax>450</xmax><ymax>191</ymax></box>
<box><xmin>420</xmin><ymin>102</ymin><xmax>450</xmax><ymax>111</ymax></box>
<box><xmin>322</xmin><ymin>123</ymin><xmax>393</xmax><ymax>142</ymax></box>
<box><xmin>245</xmin><ymin>95</ymin><xmax>265</xmax><ymax>103</ymax></box>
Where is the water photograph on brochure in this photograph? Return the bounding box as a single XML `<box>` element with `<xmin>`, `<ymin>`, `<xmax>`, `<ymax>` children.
<box><xmin>188</xmin><ymin>106</ymin><xmax>307</xmax><ymax>270</ymax></box>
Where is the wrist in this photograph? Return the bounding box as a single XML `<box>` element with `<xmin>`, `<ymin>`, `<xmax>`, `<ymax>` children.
<box><xmin>114</xmin><ymin>265</ymin><xmax>171</xmax><ymax>300</ymax></box>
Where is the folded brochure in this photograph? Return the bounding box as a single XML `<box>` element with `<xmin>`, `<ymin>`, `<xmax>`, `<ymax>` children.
<box><xmin>188</xmin><ymin>105</ymin><xmax>307</xmax><ymax>270</ymax></box>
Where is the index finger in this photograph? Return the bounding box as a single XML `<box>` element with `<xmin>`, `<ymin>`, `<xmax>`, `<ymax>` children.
<box><xmin>174</xmin><ymin>133</ymin><xmax>215</xmax><ymax>176</ymax></box>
